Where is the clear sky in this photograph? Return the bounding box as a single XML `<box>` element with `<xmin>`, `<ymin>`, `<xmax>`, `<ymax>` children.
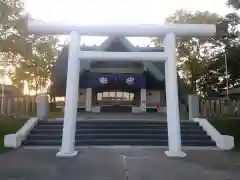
<box><xmin>25</xmin><ymin>0</ymin><xmax>234</xmax><ymax>46</ymax></box>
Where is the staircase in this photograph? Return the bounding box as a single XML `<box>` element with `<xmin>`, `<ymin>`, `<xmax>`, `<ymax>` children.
<box><xmin>23</xmin><ymin>120</ymin><xmax>216</xmax><ymax>147</ymax></box>
<box><xmin>101</xmin><ymin>105</ymin><xmax>132</xmax><ymax>113</ymax></box>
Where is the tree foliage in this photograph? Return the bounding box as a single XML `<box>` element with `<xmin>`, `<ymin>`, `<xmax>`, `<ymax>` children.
<box><xmin>152</xmin><ymin>10</ymin><xmax>221</xmax><ymax>93</ymax></box>
<box><xmin>201</xmin><ymin>13</ymin><xmax>240</xmax><ymax>95</ymax></box>
<box><xmin>227</xmin><ymin>0</ymin><xmax>240</xmax><ymax>10</ymax></box>
<box><xmin>152</xmin><ymin>9</ymin><xmax>240</xmax><ymax>97</ymax></box>
<box><xmin>0</xmin><ymin>0</ymin><xmax>30</xmax><ymax>58</ymax></box>
<box><xmin>9</xmin><ymin>35</ymin><xmax>59</xmax><ymax>94</ymax></box>
<box><xmin>0</xmin><ymin>0</ymin><xmax>59</xmax><ymax>94</ymax></box>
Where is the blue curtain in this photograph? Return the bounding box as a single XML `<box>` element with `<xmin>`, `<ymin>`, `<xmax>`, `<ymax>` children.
<box><xmin>118</xmin><ymin>75</ymin><xmax>146</xmax><ymax>88</ymax></box>
<box><xmin>87</xmin><ymin>73</ymin><xmax>116</xmax><ymax>88</ymax></box>
<box><xmin>87</xmin><ymin>73</ymin><xmax>146</xmax><ymax>88</ymax></box>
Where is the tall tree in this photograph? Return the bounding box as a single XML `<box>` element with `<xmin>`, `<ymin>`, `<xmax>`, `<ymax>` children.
<box><xmin>152</xmin><ymin>10</ymin><xmax>221</xmax><ymax>93</ymax></box>
<box><xmin>201</xmin><ymin>13</ymin><xmax>240</xmax><ymax>95</ymax></box>
<box><xmin>0</xmin><ymin>0</ymin><xmax>30</xmax><ymax>58</ymax></box>
<box><xmin>0</xmin><ymin>0</ymin><xmax>29</xmax><ymax>94</ymax></box>
<box><xmin>227</xmin><ymin>0</ymin><xmax>240</xmax><ymax>9</ymax></box>
<box><xmin>0</xmin><ymin>0</ymin><xmax>59</xmax><ymax>94</ymax></box>
<box><xmin>9</xmin><ymin>35</ymin><xmax>59</xmax><ymax>94</ymax></box>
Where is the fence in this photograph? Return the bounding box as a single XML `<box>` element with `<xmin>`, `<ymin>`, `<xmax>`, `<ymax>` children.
<box><xmin>199</xmin><ymin>98</ymin><xmax>240</xmax><ymax>117</ymax></box>
<box><xmin>0</xmin><ymin>96</ymin><xmax>37</xmax><ymax>117</ymax></box>
<box><xmin>2</xmin><ymin>95</ymin><xmax>239</xmax><ymax>118</ymax></box>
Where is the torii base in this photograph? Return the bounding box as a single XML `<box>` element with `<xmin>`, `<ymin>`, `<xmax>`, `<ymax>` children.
<box><xmin>164</xmin><ymin>150</ymin><xmax>187</xmax><ymax>158</ymax></box>
<box><xmin>56</xmin><ymin>151</ymin><xmax>78</xmax><ymax>158</ymax></box>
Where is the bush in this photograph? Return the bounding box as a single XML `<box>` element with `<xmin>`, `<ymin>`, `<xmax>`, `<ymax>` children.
<box><xmin>0</xmin><ymin>117</ymin><xmax>26</xmax><ymax>152</ymax></box>
<box><xmin>210</xmin><ymin>118</ymin><xmax>240</xmax><ymax>151</ymax></box>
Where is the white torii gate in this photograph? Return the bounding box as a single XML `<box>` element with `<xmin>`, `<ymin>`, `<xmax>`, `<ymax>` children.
<box><xmin>28</xmin><ymin>20</ymin><xmax>216</xmax><ymax>158</ymax></box>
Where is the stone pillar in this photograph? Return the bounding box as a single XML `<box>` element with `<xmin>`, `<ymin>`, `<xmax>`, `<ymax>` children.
<box><xmin>85</xmin><ymin>88</ymin><xmax>92</xmax><ymax>112</ymax></box>
<box><xmin>37</xmin><ymin>93</ymin><xmax>49</xmax><ymax>120</ymax></box>
<box><xmin>188</xmin><ymin>94</ymin><xmax>200</xmax><ymax>120</ymax></box>
<box><xmin>164</xmin><ymin>33</ymin><xmax>186</xmax><ymax>157</ymax></box>
<box><xmin>140</xmin><ymin>89</ymin><xmax>146</xmax><ymax>112</ymax></box>
<box><xmin>56</xmin><ymin>31</ymin><xmax>80</xmax><ymax>157</ymax></box>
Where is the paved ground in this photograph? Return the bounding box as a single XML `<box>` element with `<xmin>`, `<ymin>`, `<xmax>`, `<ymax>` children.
<box><xmin>0</xmin><ymin>148</ymin><xmax>240</xmax><ymax>180</ymax></box>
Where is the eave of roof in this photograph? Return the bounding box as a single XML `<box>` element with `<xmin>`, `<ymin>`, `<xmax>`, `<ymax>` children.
<box><xmin>60</xmin><ymin>36</ymin><xmax>164</xmax><ymax>52</ymax></box>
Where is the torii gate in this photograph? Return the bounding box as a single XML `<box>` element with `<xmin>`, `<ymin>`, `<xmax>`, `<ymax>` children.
<box><xmin>28</xmin><ymin>20</ymin><xmax>216</xmax><ymax>158</ymax></box>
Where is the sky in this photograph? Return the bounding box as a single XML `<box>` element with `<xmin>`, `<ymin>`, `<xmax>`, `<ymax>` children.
<box><xmin>24</xmin><ymin>0</ymin><xmax>235</xmax><ymax>46</ymax></box>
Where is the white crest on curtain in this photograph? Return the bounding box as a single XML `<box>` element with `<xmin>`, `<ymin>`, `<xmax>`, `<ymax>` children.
<box><xmin>99</xmin><ymin>77</ymin><xmax>108</xmax><ymax>84</ymax></box>
<box><xmin>126</xmin><ymin>77</ymin><xmax>134</xmax><ymax>84</ymax></box>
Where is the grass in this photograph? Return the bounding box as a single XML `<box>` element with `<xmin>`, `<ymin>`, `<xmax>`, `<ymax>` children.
<box><xmin>210</xmin><ymin>117</ymin><xmax>240</xmax><ymax>151</ymax></box>
<box><xmin>48</xmin><ymin>111</ymin><xmax>64</xmax><ymax>119</ymax></box>
<box><xmin>180</xmin><ymin>112</ymin><xmax>189</xmax><ymax>120</ymax></box>
<box><xmin>0</xmin><ymin>117</ymin><xmax>27</xmax><ymax>153</ymax></box>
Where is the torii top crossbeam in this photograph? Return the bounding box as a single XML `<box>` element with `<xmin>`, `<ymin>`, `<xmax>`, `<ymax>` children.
<box><xmin>28</xmin><ymin>20</ymin><xmax>216</xmax><ymax>37</ymax></box>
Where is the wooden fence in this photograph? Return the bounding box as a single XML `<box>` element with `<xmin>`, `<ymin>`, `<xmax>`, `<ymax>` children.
<box><xmin>199</xmin><ymin>99</ymin><xmax>240</xmax><ymax>117</ymax></box>
<box><xmin>0</xmin><ymin>96</ymin><xmax>37</xmax><ymax>117</ymax></box>
<box><xmin>2</xmin><ymin>95</ymin><xmax>240</xmax><ymax>118</ymax></box>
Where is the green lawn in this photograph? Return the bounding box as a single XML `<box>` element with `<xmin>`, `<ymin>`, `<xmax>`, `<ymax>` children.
<box><xmin>48</xmin><ymin>111</ymin><xmax>64</xmax><ymax>119</ymax></box>
<box><xmin>0</xmin><ymin>117</ymin><xmax>26</xmax><ymax>153</ymax></box>
<box><xmin>210</xmin><ymin>117</ymin><xmax>240</xmax><ymax>151</ymax></box>
<box><xmin>180</xmin><ymin>112</ymin><xmax>189</xmax><ymax>120</ymax></box>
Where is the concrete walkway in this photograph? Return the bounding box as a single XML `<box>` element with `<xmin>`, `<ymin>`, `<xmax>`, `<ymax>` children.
<box><xmin>0</xmin><ymin>148</ymin><xmax>239</xmax><ymax>180</ymax></box>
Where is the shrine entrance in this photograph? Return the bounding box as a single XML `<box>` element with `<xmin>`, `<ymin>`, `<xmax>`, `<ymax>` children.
<box><xmin>96</xmin><ymin>91</ymin><xmax>134</xmax><ymax>112</ymax></box>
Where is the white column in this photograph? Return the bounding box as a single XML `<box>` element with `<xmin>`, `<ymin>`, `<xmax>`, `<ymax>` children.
<box><xmin>85</xmin><ymin>88</ymin><xmax>92</xmax><ymax>112</ymax></box>
<box><xmin>140</xmin><ymin>89</ymin><xmax>146</xmax><ymax>112</ymax></box>
<box><xmin>56</xmin><ymin>31</ymin><xmax>80</xmax><ymax>157</ymax></box>
<box><xmin>164</xmin><ymin>33</ymin><xmax>186</xmax><ymax>157</ymax></box>
<box><xmin>188</xmin><ymin>94</ymin><xmax>200</xmax><ymax>120</ymax></box>
<box><xmin>36</xmin><ymin>93</ymin><xmax>49</xmax><ymax>120</ymax></box>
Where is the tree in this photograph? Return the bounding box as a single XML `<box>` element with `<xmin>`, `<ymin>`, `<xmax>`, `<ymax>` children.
<box><xmin>152</xmin><ymin>10</ymin><xmax>221</xmax><ymax>93</ymax></box>
<box><xmin>29</xmin><ymin>35</ymin><xmax>59</xmax><ymax>94</ymax></box>
<box><xmin>0</xmin><ymin>0</ymin><xmax>29</xmax><ymax>95</ymax></box>
<box><xmin>0</xmin><ymin>0</ymin><xmax>59</xmax><ymax>95</ymax></box>
<box><xmin>201</xmin><ymin>13</ymin><xmax>240</xmax><ymax>95</ymax></box>
<box><xmin>227</xmin><ymin>0</ymin><xmax>240</xmax><ymax>10</ymax></box>
<box><xmin>9</xmin><ymin>35</ymin><xmax>59</xmax><ymax>95</ymax></box>
<box><xmin>0</xmin><ymin>0</ymin><xmax>31</xmax><ymax>59</ymax></box>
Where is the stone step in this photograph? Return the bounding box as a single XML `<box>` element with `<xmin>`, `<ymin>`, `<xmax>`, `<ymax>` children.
<box><xmin>38</xmin><ymin>120</ymin><xmax>198</xmax><ymax>125</ymax></box>
<box><xmin>24</xmin><ymin>120</ymin><xmax>216</xmax><ymax>147</ymax></box>
<box><xmin>35</xmin><ymin>124</ymin><xmax>202</xmax><ymax>130</ymax></box>
<box><xmin>31</xmin><ymin>128</ymin><xmax>206</xmax><ymax>135</ymax></box>
<box><xmin>23</xmin><ymin>139</ymin><xmax>216</xmax><ymax>146</ymax></box>
<box><xmin>27</xmin><ymin>133</ymin><xmax>212</xmax><ymax>141</ymax></box>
